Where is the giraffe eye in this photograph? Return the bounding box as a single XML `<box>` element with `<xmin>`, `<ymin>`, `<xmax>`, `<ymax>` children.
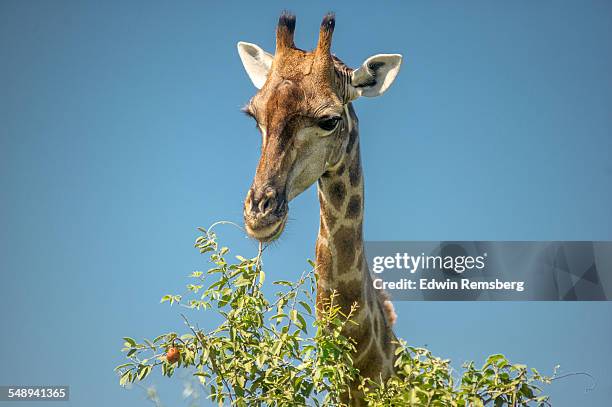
<box><xmin>318</xmin><ymin>116</ymin><xmax>341</xmax><ymax>131</ymax></box>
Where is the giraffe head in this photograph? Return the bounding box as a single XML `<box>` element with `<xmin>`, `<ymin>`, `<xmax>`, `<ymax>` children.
<box><xmin>238</xmin><ymin>12</ymin><xmax>402</xmax><ymax>242</ymax></box>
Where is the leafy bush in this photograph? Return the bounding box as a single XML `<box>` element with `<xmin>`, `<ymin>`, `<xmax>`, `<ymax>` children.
<box><xmin>116</xmin><ymin>226</ymin><xmax>554</xmax><ymax>406</ymax></box>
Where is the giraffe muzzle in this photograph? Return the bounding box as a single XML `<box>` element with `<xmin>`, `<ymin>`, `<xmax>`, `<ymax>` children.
<box><xmin>243</xmin><ymin>186</ymin><xmax>288</xmax><ymax>242</ymax></box>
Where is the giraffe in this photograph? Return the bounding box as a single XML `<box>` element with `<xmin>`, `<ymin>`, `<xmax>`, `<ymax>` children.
<box><xmin>238</xmin><ymin>12</ymin><xmax>402</xmax><ymax>403</ymax></box>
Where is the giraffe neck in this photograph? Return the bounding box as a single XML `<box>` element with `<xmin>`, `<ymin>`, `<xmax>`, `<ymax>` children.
<box><xmin>315</xmin><ymin>103</ymin><xmax>396</xmax><ymax>384</ymax></box>
<box><xmin>316</xmin><ymin>103</ymin><xmax>366</xmax><ymax>309</ymax></box>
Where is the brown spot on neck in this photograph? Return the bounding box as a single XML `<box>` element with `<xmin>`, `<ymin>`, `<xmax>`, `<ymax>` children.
<box><xmin>333</xmin><ymin>225</ymin><xmax>359</xmax><ymax>275</ymax></box>
<box><xmin>346</xmin><ymin>194</ymin><xmax>362</xmax><ymax>219</ymax></box>
<box><xmin>328</xmin><ymin>181</ymin><xmax>346</xmax><ymax>210</ymax></box>
<box><xmin>348</xmin><ymin>150</ymin><xmax>362</xmax><ymax>188</ymax></box>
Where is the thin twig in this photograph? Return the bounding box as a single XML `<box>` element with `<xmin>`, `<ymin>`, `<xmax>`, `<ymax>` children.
<box><xmin>551</xmin><ymin>371</ymin><xmax>596</xmax><ymax>392</ymax></box>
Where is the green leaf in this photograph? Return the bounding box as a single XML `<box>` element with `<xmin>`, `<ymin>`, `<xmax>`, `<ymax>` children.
<box><xmin>273</xmin><ymin>280</ymin><xmax>293</xmax><ymax>286</ymax></box>
<box><xmin>123</xmin><ymin>337</ymin><xmax>136</xmax><ymax>347</ymax></box>
<box><xmin>153</xmin><ymin>334</ymin><xmax>166</xmax><ymax>343</ymax></box>
<box><xmin>296</xmin><ymin>313</ymin><xmax>308</xmax><ymax>334</ymax></box>
<box><xmin>114</xmin><ymin>363</ymin><xmax>133</xmax><ymax>371</ymax></box>
<box><xmin>298</xmin><ymin>301</ymin><xmax>312</xmax><ymax>315</ymax></box>
<box><xmin>137</xmin><ymin>365</ymin><xmax>151</xmax><ymax>381</ymax></box>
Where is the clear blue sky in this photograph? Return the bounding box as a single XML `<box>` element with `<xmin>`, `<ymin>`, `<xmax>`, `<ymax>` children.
<box><xmin>1</xmin><ymin>1</ymin><xmax>611</xmax><ymax>406</ymax></box>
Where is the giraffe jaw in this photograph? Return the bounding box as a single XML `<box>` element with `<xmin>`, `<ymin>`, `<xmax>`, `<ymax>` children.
<box><xmin>245</xmin><ymin>214</ymin><xmax>287</xmax><ymax>242</ymax></box>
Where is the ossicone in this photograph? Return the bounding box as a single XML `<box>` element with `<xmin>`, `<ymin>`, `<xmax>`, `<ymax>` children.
<box><xmin>276</xmin><ymin>11</ymin><xmax>296</xmax><ymax>52</ymax></box>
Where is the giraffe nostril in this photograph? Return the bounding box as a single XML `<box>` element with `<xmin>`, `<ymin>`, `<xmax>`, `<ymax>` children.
<box><xmin>259</xmin><ymin>196</ymin><xmax>275</xmax><ymax>214</ymax></box>
<box><xmin>257</xmin><ymin>188</ymin><xmax>277</xmax><ymax>214</ymax></box>
<box><xmin>247</xmin><ymin>186</ymin><xmax>280</xmax><ymax>217</ymax></box>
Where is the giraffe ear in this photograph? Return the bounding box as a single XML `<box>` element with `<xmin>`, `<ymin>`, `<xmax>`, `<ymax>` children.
<box><xmin>351</xmin><ymin>54</ymin><xmax>402</xmax><ymax>97</ymax></box>
<box><xmin>237</xmin><ymin>42</ymin><xmax>274</xmax><ymax>89</ymax></box>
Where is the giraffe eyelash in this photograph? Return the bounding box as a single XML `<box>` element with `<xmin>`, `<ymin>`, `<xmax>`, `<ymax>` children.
<box><xmin>241</xmin><ymin>106</ymin><xmax>255</xmax><ymax>118</ymax></box>
<box><xmin>241</xmin><ymin>106</ymin><xmax>262</xmax><ymax>130</ymax></box>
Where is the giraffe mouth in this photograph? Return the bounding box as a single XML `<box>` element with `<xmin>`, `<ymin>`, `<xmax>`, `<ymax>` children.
<box><xmin>245</xmin><ymin>215</ymin><xmax>288</xmax><ymax>242</ymax></box>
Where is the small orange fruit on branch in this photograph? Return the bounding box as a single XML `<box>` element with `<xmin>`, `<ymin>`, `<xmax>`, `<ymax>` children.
<box><xmin>166</xmin><ymin>347</ymin><xmax>180</xmax><ymax>364</ymax></box>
